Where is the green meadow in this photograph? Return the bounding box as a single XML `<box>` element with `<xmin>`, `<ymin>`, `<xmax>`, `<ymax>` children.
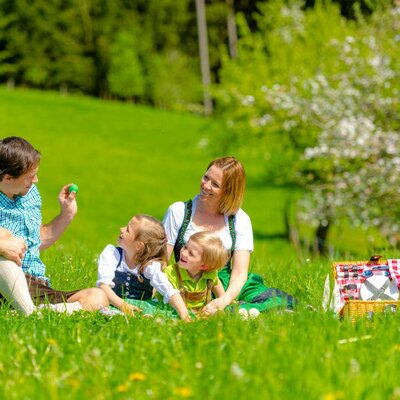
<box><xmin>1</xmin><ymin>87</ymin><xmax>400</xmax><ymax>400</ymax></box>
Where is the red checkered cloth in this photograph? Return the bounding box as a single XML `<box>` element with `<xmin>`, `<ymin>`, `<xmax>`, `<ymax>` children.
<box><xmin>335</xmin><ymin>262</ymin><xmax>389</xmax><ymax>302</ymax></box>
<box><xmin>388</xmin><ymin>259</ymin><xmax>400</xmax><ymax>288</ymax></box>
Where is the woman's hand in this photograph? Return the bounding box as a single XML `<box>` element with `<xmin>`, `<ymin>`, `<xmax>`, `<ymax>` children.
<box><xmin>120</xmin><ymin>302</ymin><xmax>142</xmax><ymax>316</ymax></box>
<box><xmin>202</xmin><ymin>295</ymin><xmax>231</xmax><ymax>316</ymax></box>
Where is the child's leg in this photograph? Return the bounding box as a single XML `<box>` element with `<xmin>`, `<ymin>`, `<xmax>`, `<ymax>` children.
<box><xmin>0</xmin><ymin>257</ymin><xmax>35</xmax><ymax>315</ymax></box>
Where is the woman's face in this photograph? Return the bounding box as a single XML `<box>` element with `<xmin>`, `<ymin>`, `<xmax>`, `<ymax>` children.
<box><xmin>199</xmin><ymin>165</ymin><xmax>224</xmax><ymax>206</ymax></box>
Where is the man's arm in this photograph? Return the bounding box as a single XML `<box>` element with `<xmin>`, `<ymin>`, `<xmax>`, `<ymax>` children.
<box><xmin>0</xmin><ymin>228</ymin><xmax>27</xmax><ymax>266</ymax></box>
<box><xmin>40</xmin><ymin>184</ymin><xmax>77</xmax><ymax>250</ymax></box>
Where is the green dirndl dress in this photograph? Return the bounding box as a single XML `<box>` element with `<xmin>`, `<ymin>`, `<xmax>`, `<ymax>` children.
<box><xmin>174</xmin><ymin>200</ymin><xmax>296</xmax><ymax>312</ymax></box>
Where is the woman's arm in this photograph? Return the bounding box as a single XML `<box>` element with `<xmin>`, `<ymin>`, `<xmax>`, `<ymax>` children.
<box><xmin>212</xmin><ymin>278</ymin><xmax>226</xmax><ymax>298</ymax></box>
<box><xmin>98</xmin><ymin>283</ymin><xmax>142</xmax><ymax>315</ymax></box>
<box><xmin>202</xmin><ymin>250</ymin><xmax>250</xmax><ymax>315</ymax></box>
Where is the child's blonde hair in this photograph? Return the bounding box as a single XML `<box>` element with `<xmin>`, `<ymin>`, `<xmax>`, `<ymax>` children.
<box><xmin>132</xmin><ymin>214</ymin><xmax>168</xmax><ymax>273</ymax></box>
<box><xmin>189</xmin><ymin>231</ymin><xmax>229</xmax><ymax>272</ymax></box>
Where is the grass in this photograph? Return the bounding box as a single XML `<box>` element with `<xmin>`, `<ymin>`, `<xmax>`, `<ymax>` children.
<box><xmin>1</xmin><ymin>87</ymin><xmax>400</xmax><ymax>400</ymax></box>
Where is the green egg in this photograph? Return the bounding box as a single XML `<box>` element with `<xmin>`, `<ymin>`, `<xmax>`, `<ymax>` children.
<box><xmin>68</xmin><ymin>184</ymin><xmax>79</xmax><ymax>194</ymax></box>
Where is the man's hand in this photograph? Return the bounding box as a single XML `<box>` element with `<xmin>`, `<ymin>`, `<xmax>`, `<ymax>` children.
<box><xmin>40</xmin><ymin>184</ymin><xmax>78</xmax><ymax>250</ymax></box>
<box><xmin>58</xmin><ymin>184</ymin><xmax>78</xmax><ymax>221</ymax></box>
<box><xmin>0</xmin><ymin>234</ymin><xmax>27</xmax><ymax>266</ymax></box>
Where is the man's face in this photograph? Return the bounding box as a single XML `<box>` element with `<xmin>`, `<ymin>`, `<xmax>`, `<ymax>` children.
<box><xmin>2</xmin><ymin>165</ymin><xmax>39</xmax><ymax>198</ymax></box>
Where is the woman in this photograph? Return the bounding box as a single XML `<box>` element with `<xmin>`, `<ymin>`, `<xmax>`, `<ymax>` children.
<box><xmin>163</xmin><ymin>156</ymin><xmax>296</xmax><ymax>315</ymax></box>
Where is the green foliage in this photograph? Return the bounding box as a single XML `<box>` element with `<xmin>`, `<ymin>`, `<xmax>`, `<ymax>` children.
<box><xmin>108</xmin><ymin>30</ymin><xmax>146</xmax><ymax>99</ymax></box>
<box><xmin>0</xmin><ymin>0</ymin><xmax>203</xmax><ymax>108</ymax></box>
<box><xmin>149</xmin><ymin>50</ymin><xmax>203</xmax><ymax>109</ymax></box>
<box><xmin>0</xmin><ymin>0</ymin><xmax>98</xmax><ymax>91</ymax></box>
<box><xmin>215</xmin><ymin>0</ymin><xmax>358</xmax><ymax>178</ymax></box>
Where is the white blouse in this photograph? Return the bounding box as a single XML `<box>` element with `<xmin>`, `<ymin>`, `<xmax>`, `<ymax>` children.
<box><xmin>163</xmin><ymin>195</ymin><xmax>254</xmax><ymax>252</ymax></box>
<box><xmin>97</xmin><ymin>244</ymin><xmax>179</xmax><ymax>304</ymax></box>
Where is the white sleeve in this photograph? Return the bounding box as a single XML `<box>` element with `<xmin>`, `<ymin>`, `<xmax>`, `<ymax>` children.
<box><xmin>163</xmin><ymin>201</ymin><xmax>185</xmax><ymax>247</ymax></box>
<box><xmin>234</xmin><ymin>210</ymin><xmax>254</xmax><ymax>252</ymax></box>
<box><xmin>96</xmin><ymin>244</ymin><xmax>121</xmax><ymax>288</ymax></box>
<box><xmin>143</xmin><ymin>261</ymin><xmax>180</xmax><ymax>304</ymax></box>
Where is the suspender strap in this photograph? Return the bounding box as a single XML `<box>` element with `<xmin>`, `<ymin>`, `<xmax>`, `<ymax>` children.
<box><xmin>206</xmin><ymin>279</ymin><xmax>213</xmax><ymax>304</ymax></box>
<box><xmin>174</xmin><ymin>200</ymin><xmax>193</xmax><ymax>262</ymax></box>
<box><xmin>174</xmin><ymin>199</ymin><xmax>236</xmax><ymax>269</ymax></box>
<box><xmin>174</xmin><ymin>263</ymin><xmax>186</xmax><ymax>302</ymax></box>
<box><xmin>228</xmin><ymin>215</ymin><xmax>236</xmax><ymax>252</ymax></box>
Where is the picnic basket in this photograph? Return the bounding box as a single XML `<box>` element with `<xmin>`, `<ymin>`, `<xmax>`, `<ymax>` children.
<box><xmin>332</xmin><ymin>255</ymin><xmax>400</xmax><ymax>321</ymax></box>
<box><xmin>340</xmin><ymin>300</ymin><xmax>399</xmax><ymax>321</ymax></box>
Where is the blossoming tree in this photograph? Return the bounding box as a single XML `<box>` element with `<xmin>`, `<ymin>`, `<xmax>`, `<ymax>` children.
<box><xmin>216</xmin><ymin>0</ymin><xmax>400</xmax><ymax>251</ymax></box>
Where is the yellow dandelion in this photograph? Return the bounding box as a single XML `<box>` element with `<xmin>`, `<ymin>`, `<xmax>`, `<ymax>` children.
<box><xmin>65</xmin><ymin>378</ymin><xmax>80</xmax><ymax>389</ymax></box>
<box><xmin>323</xmin><ymin>391</ymin><xmax>344</xmax><ymax>400</ymax></box>
<box><xmin>47</xmin><ymin>338</ymin><xmax>57</xmax><ymax>346</ymax></box>
<box><xmin>217</xmin><ymin>332</ymin><xmax>224</xmax><ymax>340</ymax></box>
<box><xmin>173</xmin><ymin>387</ymin><xmax>193</xmax><ymax>398</ymax></box>
<box><xmin>393</xmin><ymin>344</ymin><xmax>400</xmax><ymax>352</ymax></box>
<box><xmin>128</xmin><ymin>372</ymin><xmax>146</xmax><ymax>381</ymax></box>
<box><xmin>170</xmin><ymin>360</ymin><xmax>181</xmax><ymax>370</ymax></box>
<box><xmin>117</xmin><ymin>384</ymin><xmax>129</xmax><ymax>393</ymax></box>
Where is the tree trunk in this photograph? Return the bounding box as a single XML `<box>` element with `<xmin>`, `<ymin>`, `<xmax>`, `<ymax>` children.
<box><xmin>314</xmin><ymin>222</ymin><xmax>330</xmax><ymax>256</ymax></box>
<box><xmin>195</xmin><ymin>0</ymin><xmax>213</xmax><ymax>116</ymax></box>
<box><xmin>226</xmin><ymin>0</ymin><xmax>237</xmax><ymax>59</ymax></box>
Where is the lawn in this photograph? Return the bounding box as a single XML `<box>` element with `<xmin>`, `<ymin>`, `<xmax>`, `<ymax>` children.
<box><xmin>1</xmin><ymin>87</ymin><xmax>399</xmax><ymax>400</ymax></box>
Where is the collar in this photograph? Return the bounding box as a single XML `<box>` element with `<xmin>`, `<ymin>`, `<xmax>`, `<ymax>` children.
<box><xmin>0</xmin><ymin>185</ymin><xmax>35</xmax><ymax>204</ymax></box>
<box><xmin>177</xmin><ymin>264</ymin><xmax>215</xmax><ymax>282</ymax></box>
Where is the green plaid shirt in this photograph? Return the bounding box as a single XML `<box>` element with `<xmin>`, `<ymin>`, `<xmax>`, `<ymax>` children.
<box><xmin>0</xmin><ymin>184</ymin><xmax>47</xmax><ymax>279</ymax></box>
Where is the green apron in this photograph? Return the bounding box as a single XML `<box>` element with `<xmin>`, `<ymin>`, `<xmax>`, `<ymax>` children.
<box><xmin>175</xmin><ymin>200</ymin><xmax>296</xmax><ymax>312</ymax></box>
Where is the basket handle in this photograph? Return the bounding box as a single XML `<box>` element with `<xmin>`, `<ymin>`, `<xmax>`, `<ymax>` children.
<box><xmin>369</xmin><ymin>255</ymin><xmax>382</xmax><ymax>262</ymax></box>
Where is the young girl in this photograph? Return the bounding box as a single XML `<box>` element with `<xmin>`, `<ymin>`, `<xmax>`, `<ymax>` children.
<box><xmin>97</xmin><ymin>214</ymin><xmax>190</xmax><ymax>320</ymax></box>
<box><xmin>162</xmin><ymin>231</ymin><xmax>229</xmax><ymax>312</ymax></box>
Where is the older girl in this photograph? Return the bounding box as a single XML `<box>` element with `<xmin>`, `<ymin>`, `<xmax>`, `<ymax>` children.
<box><xmin>97</xmin><ymin>214</ymin><xmax>190</xmax><ymax>320</ymax></box>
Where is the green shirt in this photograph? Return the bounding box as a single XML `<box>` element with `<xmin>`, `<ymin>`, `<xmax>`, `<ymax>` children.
<box><xmin>161</xmin><ymin>263</ymin><xmax>219</xmax><ymax>309</ymax></box>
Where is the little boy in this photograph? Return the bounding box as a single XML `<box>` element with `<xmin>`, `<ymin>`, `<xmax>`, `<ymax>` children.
<box><xmin>162</xmin><ymin>231</ymin><xmax>229</xmax><ymax>311</ymax></box>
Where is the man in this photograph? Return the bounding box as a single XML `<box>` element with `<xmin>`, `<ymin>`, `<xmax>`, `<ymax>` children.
<box><xmin>0</xmin><ymin>136</ymin><xmax>108</xmax><ymax>315</ymax></box>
